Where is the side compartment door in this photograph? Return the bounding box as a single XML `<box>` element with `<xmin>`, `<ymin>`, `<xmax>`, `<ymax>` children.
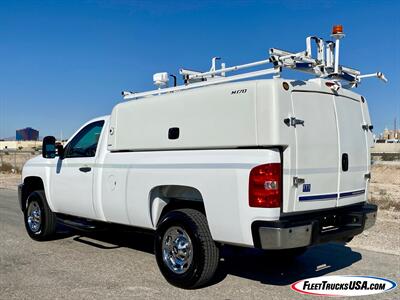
<box><xmin>292</xmin><ymin>92</ymin><xmax>339</xmax><ymax>212</ymax></box>
<box><xmin>335</xmin><ymin>96</ymin><xmax>368</xmax><ymax>206</ymax></box>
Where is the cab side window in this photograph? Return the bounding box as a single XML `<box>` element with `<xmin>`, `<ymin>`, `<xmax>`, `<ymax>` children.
<box><xmin>65</xmin><ymin>121</ymin><xmax>104</xmax><ymax>158</ymax></box>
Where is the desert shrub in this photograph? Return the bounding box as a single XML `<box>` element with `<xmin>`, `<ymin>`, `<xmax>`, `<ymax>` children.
<box><xmin>0</xmin><ymin>162</ymin><xmax>13</xmax><ymax>173</ymax></box>
<box><xmin>381</xmin><ymin>153</ymin><xmax>400</xmax><ymax>161</ymax></box>
<box><xmin>369</xmin><ymin>195</ymin><xmax>400</xmax><ymax>211</ymax></box>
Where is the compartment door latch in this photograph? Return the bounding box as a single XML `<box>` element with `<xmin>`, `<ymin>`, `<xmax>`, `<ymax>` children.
<box><xmin>284</xmin><ymin>117</ymin><xmax>305</xmax><ymax>127</ymax></box>
<box><xmin>293</xmin><ymin>176</ymin><xmax>305</xmax><ymax>187</ymax></box>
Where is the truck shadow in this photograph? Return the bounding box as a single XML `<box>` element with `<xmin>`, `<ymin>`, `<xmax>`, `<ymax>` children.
<box><xmin>59</xmin><ymin>224</ymin><xmax>362</xmax><ymax>287</ymax></box>
<box><xmin>57</xmin><ymin>224</ymin><xmax>155</xmax><ymax>253</ymax></box>
<box><xmin>215</xmin><ymin>243</ymin><xmax>362</xmax><ymax>286</ymax></box>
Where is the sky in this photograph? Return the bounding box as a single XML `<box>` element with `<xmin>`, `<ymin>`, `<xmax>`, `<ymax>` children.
<box><xmin>0</xmin><ymin>0</ymin><xmax>399</xmax><ymax>139</ymax></box>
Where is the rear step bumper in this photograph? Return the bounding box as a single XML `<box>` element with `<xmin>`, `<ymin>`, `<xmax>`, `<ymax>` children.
<box><xmin>252</xmin><ymin>203</ymin><xmax>377</xmax><ymax>250</ymax></box>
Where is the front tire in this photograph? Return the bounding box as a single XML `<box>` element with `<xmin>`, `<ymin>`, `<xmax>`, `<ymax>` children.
<box><xmin>24</xmin><ymin>190</ymin><xmax>57</xmax><ymax>241</ymax></box>
<box><xmin>155</xmin><ymin>209</ymin><xmax>219</xmax><ymax>289</ymax></box>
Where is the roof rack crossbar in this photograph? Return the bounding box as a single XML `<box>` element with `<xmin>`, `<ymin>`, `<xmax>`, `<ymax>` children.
<box><xmin>123</xmin><ymin>67</ymin><xmax>280</xmax><ymax>100</ymax></box>
<box><xmin>122</xmin><ymin>25</ymin><xmax>387</xmax><ymax>101</ymax></box>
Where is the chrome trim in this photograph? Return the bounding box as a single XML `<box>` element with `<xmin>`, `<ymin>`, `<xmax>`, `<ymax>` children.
<box><xmin>259</xmin><ymin>224</ymin><xmax>312</xmax><ymax>249</ymax></box>
<box><xmin>27</xmin><ymin>200</ymin><xmax>42</xmax><ymax>233</ymax></box>
<box><xmin>162</xmin><ymin>226</ymin><xmax>193</xmax><ymax>274</ymax></box>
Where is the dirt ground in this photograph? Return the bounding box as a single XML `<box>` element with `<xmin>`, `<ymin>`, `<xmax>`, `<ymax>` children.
<box><xmin>1</xmin><ymin>162</ymin><xmax>399</xmax><ymax>255</ymax></box>
<box><xmin>0</xmin><ymin>173</ymin><xmax>21</xmax><ymax>191</ymax></box>
<box><xmin>368</xmin><ymin>162</ymin><xmax>400</xmax><ymax>211</ymax></box>
<box><xmin>347</xmin><ymin>161</ymin><xmax>400</xmax><ymax>255</ymax></box>
<box><xmin>0</xmin><ymin>152</ymin><xmax>37</xmax><ymax>173</ymax></box>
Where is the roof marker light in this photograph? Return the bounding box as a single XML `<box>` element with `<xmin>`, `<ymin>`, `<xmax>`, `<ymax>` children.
<box><xmin>331</xmin><ymin>25</ymin><xmax>345</xmax><ymax>74</ymax></box>
<box><xmin>332</xmin><ymin>25</ymin><xmax>344</xmax><ymax>35</ymax></box>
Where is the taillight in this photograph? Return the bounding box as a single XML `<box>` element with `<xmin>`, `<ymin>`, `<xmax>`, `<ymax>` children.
<box><xmin>249</xmin><ymin>163</ymin><xmax>281</xmax><ymax>208</ymax></box>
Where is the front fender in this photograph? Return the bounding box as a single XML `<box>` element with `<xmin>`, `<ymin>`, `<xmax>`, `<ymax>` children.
<box><xmin>22</xmin><ymin>156</ymin><xmax>55</xmax><ymax>212</ymax></box>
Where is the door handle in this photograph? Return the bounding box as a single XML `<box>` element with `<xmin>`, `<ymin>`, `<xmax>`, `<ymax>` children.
<box><xmin>342</xmin><ymin>153</ymin><xmax>349</xmax><ymax>172</ymax></box>
<box><xmin>79</xmin><ymin>166</ymin><xmax>92</xmax><ymax>173</ymax></box>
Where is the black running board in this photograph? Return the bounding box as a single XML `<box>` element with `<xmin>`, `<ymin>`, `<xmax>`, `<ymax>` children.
<box><xmin>57</xmin><ymin>214</ymin><xmax>105</xmax><ymax>232</ymax></box>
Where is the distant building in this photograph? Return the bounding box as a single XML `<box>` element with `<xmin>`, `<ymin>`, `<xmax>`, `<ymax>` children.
<box><xmin>16</xmin><ymin>127</ymin><xmax>39</xmax><ymax>141</ymax></box>
<box><xmin>382</xmin><ymin>128</ymin><xmax>400</xmax><ymax>140</ymax></box>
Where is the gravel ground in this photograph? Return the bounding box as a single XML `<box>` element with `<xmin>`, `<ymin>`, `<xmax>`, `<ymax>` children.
<box><xmin>369</xmin><ymin>162</ymin><xmax>400</xmax><ymax>210</ymax></box>
<box><xmin>0</xmin><ymin>173</ymin><xmax>21</xmax><ymax>191</ymax></box>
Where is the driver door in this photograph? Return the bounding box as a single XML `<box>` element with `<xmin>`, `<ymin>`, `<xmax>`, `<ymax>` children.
<box><xmin>50</xmin><ymin>120</ymin><xmax>104</xmax><ymax>219</ymax></box>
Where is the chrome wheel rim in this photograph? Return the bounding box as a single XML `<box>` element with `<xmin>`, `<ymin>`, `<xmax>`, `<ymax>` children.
<box><xmin>27</xmin><ymin>200</ymin><xmax>42</xmax><ymax>233</ymax></box>
<box><xmin>162</xmin><ymin>226</ymin><xmax>193</xmax><ymax>274</ymax></box>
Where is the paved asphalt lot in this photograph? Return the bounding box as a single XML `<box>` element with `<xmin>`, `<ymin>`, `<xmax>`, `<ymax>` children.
<box><xmin>0</xmin><ymin>189</ymin><xmax>398</xmax><ymax>299</ymax></box>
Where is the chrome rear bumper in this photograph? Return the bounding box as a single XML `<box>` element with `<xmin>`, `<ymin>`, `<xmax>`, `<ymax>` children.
<box><xmin>259</xmin><ymin>224</ymin><xmax>312</xmax><ymax>250</ymax></box>
<box><xmin>253</xmin><ymin>203</ymin><xmax>377</xmax><ymax>250</ymax></box>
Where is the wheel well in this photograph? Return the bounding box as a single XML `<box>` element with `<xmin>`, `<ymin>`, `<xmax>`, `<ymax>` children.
<box><xmin>149</xmin><ymin>185</ymin><xmax>205</xmax><ymax>227</ymax></box>
<box><xmin>21</xmin><ymin>177</ymin><xmax>44</xmax><ymax>211</ymax></box>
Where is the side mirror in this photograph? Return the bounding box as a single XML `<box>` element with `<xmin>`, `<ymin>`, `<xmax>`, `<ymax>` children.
<box><xmin>42</xmin><ymin>136</ymin><xmax>56</xmax><ymax>158</ymax></box>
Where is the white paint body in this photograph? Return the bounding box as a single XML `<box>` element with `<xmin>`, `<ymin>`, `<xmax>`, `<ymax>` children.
<box><xmin>21</xmin><ymin>78</ymin><xmax>373</xmax><ymax>248</ymax></box>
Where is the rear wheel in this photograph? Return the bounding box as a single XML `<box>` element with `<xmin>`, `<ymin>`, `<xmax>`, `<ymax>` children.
<box><xmin>155</xmin><ymin>209</ymin><xmax>219</xmax><ymax>289</ymax></box>
<box><xmin>24</xmin><ymin>190</ymin><xmax>57</xmax><ymax>241</ymax></box>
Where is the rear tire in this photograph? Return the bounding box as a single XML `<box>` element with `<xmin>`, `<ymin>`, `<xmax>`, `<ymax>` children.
<box><xmin>24</xmin><ymin>190</ymin><xmax>57</xmax><ymax>241</ymax></box>
<box><xmin>155</xmin><ymin>208</ymin><xmax>219</xmax><ymax>289</ymax></box>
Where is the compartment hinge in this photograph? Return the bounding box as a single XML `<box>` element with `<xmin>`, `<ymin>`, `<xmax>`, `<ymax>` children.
<box><xmin>362</xmin><ymin>123</ymin><xmax>374</xmax><ymax>131</ymax></box>
<box><xmin>284</xmin><ymin>117</ymin><xmax>305</xmax><ymax>127</ymax></box>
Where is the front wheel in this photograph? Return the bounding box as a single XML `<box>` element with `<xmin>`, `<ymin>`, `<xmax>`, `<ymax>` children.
<box><xmin>23</xmin><ymin>190</ymin><xmax>57</xmax><ymax>241</ymax></box>
<box><xmin>154</xmin><ymin>209</ymin><xmax>219</xmax><ymax>289</ymax></box>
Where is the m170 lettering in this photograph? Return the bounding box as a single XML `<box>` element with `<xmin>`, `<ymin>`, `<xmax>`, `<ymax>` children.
<box><xmin>231</xmin><ymin>89</ymin><xmax>247</xmax><ymax>95</ymax></box>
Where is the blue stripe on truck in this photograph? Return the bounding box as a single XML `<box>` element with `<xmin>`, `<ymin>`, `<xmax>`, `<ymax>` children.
<box><xmin>299</xmin><ymin>189</ymin><xmax>365</xmax><ymax>201</ymax></box>
<box><xmin>299</xmin><ymin>193</ymin><xmax>338</xmax><ymax>201</ymax></box>
<box><xmin>339</xmin><ymin>189</ymin><xmax>365</xmax><ymax>198</ymax></box>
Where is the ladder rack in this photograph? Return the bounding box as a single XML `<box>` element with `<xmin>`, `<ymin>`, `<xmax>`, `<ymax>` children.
<box><xmin>123</xmin><ymin>25</ymin><xmax>387</xmax><ymax>101</ymax></box>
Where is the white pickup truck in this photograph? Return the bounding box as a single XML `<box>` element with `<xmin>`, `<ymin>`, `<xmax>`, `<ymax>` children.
<box><xmin>19</xmin><ymin>28</ymin><xmax>381</xmax><ymax>289</ymax></box>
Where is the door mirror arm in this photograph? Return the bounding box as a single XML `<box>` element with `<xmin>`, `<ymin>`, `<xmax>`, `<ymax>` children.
<box><xmin>56</xmin><ymin>143</ymin><xmax>65</xmax><ymax>159</ymax></box>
